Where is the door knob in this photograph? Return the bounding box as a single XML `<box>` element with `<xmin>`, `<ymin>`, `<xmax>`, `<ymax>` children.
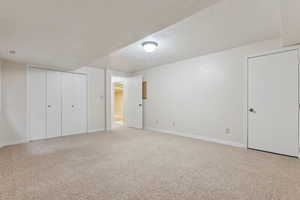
<box><xmin>249</xmin><ymin>108</ymin><xmax>255</xmax><ymax>113</ymax></box>
<box><xmin>48</xmin><ymin>105</ymin><xmax>51</xmax><ymax>108</ymax></box>
<box><xmin>139</xmin><ymin>104</ymin><xmax>142</xmax><ymax>107</ymax></box>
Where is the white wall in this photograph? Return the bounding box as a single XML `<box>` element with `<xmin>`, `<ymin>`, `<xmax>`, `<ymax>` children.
<box><xmin>72</xmin><ymin>67</ymin><xmax>106</xmax><ymax>132</ymax></box>
<box><xmin>139</xmin><ymin>39</ymin><xmax>281</xmax><ymax>146</ymax></box>
<box><xmin>0</xmin><ymin>61</ymin><xmax>28</xmax><ymax>147</ymax></box>
<box><xmin>0</xmin><ymin>60</ymin><xmax>3</xmax><ymax>146</ymax></box>
<box><xmin>0</xmin><ymin>60</ymin><xmax>2</xmax><ymax>112</ymax></box>
<box><xmin>280</xmin><ymin>0</ymin><xmax>300</xmax><ymax>46</ymax></box>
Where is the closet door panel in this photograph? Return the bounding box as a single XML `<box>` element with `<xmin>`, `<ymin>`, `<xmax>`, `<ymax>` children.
<box><xmin>29</xmin><ymin>68</ymin><xmax>46</xmax><ymax>141</ymax></box>
<box><xmin>74</xmin><ymin>74</ymin><xmax>87</xmax><ymax>134</ymax></box>
<box><xmin>62</xmin><ymin>73</ymin><xmax>87</xmax><ymax>136</ymax></box>
<box><xmin>46</xmin><ymin>71</ymin><xmax>62</xmax><ymax>138</ymax></box>
<box><xmin>62</xmin><ymin>73</ymin><xmax>75</xmax><ymax>136</ymax></box>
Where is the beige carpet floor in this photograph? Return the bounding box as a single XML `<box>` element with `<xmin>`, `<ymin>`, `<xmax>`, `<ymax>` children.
<box><xmin>1</xmin><ymin>128</ymin><xmax>300</xmax><ymax>200</ymax></box>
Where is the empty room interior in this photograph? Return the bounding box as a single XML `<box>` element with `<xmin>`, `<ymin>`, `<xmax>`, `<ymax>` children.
<box><xmin>2</xmin><ymin>0</ymin><xmax>300</xmax><ymax>199</ymax></box>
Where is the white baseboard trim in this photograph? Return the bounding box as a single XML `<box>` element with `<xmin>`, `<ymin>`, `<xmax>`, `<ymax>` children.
<box><xmin>88</xmin><ymin>129</ymin><xmax>105</xmax><ymax>133</ymax></box>
<box><xmin>63</xmin><ymin>131</ymin><xmax>86</xmax><ymax>136</ymax></box>
<box><xmin>145</xmin><ymin>127</ymin><xmax>245</xmax><ymax>148</ymax></box>
<box><xmin>0</xmin><ymin>139</ymin><xmax>28</xmax><ymax>148</ymax></box>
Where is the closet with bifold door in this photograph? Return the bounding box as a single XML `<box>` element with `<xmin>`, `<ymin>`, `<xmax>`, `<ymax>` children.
<box><xmin>29</xmin><ymin>67</ymin><xmax>87</xmax><ymax>141</ymax></box>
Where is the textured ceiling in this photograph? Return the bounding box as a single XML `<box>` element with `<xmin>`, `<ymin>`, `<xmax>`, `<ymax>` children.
<box><xmin>91</xmin><ymin>0</ymin><xmax>281</xmax><ymax>72</ymax></box>
<box><xmin>280</xmin><ymin>0</ymin><xmax>300</xmax><ymax>46</ymax></box>
<box><xmin>0</xmin><ymin>0</ymin><xmax>220</xmax><ymax>69</ymax></box>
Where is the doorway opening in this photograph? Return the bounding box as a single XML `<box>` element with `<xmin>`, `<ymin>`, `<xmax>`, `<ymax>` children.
<box><xmin>110</xmin><ymin>75</ymin><xmax>143</xmax><ymax>130</ymax></box>
<box><xmin>113</xmin><ymin>82</ymin><xmax>124</xmax><ymax>126</ymax></box>
<box><xmin>111</xmin><ymin>76</ymin><xmax>126</xmax><ymax>129</ymax></box>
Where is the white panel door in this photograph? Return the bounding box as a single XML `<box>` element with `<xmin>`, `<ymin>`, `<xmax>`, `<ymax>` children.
<box><xmin>124</xmin><ymin>76</ymin><xmax>143</xmax><ymax>129</ymax></box>
<box><xmin>248</xmin><ymin>50</ymin><xmax>299</xmax><ymax>157</ymax></box>
<box><xmin>62</xmin><ymin>73</ymin><xmax>87</xmax><ymax>136</ymax></box>
<box><xmin>29</xmin><ymin>68</ymin><xmax>46</xmax><ymax>141</ymax></box>
<box><xmin>46</xmin><ymin>71</ymin><xmax>62</xmax><ymax>138</ymax></box>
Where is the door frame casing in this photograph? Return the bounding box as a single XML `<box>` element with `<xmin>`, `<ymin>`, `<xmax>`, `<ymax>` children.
<box><xmin>105</xmin><ymin>70</ymin><xmax>131</xmax><ymax>131</ymax></box>
<box><xmin>244</xmin><ymin>46</ymin><xmax>300</xmax><ymax>158</ymax></box>
<box><xmin>109</xmin><ymin>74</ymin><xmax>143</xmax><ymax>130</ymax></box>
<box><xmin>111</xmin><ymin>77</ymin><xmax>126</xmax><ymax>129</ymax></box>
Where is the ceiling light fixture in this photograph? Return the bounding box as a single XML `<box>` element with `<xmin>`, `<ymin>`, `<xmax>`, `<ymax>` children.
<box><xmin>142</xmin><ymin>41</ymin><xmax>158</xmax><ymax>53</ymax></box>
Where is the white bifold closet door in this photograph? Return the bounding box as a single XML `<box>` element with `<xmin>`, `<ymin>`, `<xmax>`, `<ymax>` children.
<box><xmin>62</xmin><ymin>73</ymin><xmax>87</xmax><ymax>136</ymax></box>
<box><xmin>29</xmin><ymin>69</ymin><xmax>62</xmax><ymax>140</ymax></box>
<box><xmin>46</xmin><ymin>71</ymin><xmax>62</xmax><ymax>138</ymax></box>
<box><xmin>29</xmin><ymin>68</ymin><xmax>47</xmax><ymax>141</ymax></box>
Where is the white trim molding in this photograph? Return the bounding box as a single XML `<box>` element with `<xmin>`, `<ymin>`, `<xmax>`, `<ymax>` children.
<box><xmin>88</xmin><ymin>129</ymin><xmax>106</xmax><ymax>133</ymax></box>
<box><xmin>145</xmin><ymin>127</ymin><xmax>245</xmax><ymax>148</ymax></box>
<box><xmin>0</xmin><ymin>139</ymin><xmax>28</xmax><ymax>149</ymax></box>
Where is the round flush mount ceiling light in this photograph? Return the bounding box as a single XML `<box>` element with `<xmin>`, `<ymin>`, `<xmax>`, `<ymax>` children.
<box><xmin>142</xmin><ymin>41</ymin><xmax>158</xmax><ymax>53</ymax></box>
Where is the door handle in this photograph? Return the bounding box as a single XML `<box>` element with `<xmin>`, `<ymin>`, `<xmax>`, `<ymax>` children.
<box><xmin>139</xmin><ymin>104</ymin><xmax>142</xmax><ymax>107</ymax></box>
<box><xmin>249</xmin><ymin>108</ymin><xmax>256</xmax><ymax>113</ymax></box>
<box><xmin>48</xmin><ymin>105</ymin><xmax>51</xmax><ymax>108</ymax></box>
